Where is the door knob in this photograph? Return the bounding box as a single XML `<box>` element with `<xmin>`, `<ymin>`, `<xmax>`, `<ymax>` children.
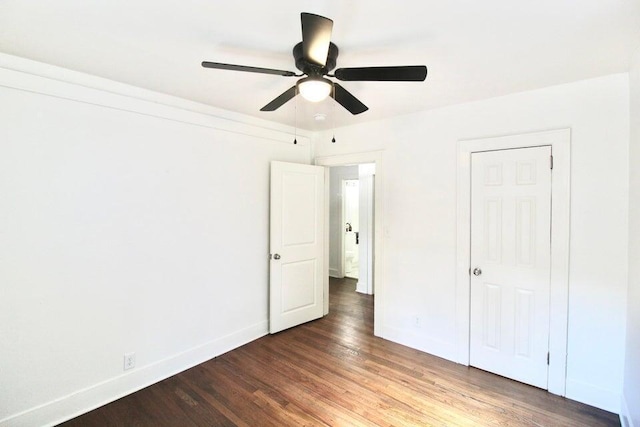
<box><xmin>273</xmin><ymin>254</ymin><xmax>281</xmax><ymax>260</ymax></box>
<box><xmin>473</xmin><ymin>267</ymin><xmax>482</xmax><ymax>276</ymax></box>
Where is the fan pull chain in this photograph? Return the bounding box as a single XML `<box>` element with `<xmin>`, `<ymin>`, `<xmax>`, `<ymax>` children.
<box><xmin>331</xmin><ymin>84</ymin><xmax>336</xmax><ymax>143</ymax></box>
<box><xmin>293</xmin><ymin>93</ymin><xmax>298</xmax><ymax>145</ymax></box>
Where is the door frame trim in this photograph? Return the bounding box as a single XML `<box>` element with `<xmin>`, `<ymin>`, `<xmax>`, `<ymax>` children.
<box><xmin>315</xmin><ymin>151</ymin><xmax>384</xmax><ymax>337</ymax></box>
<box><xmin>456</xmin><ymin>129</ymin><xmax>570</xmax><ymax>396</ymax></box>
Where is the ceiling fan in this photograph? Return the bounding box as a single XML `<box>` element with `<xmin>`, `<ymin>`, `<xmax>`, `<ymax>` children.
<box><xmin>201</xmin><ymin>13</ymin><xmax>428</xmax><ymax>115</ymax></box>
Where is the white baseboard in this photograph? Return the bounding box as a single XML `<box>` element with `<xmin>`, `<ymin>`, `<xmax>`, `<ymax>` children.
<box><xmin>565</xmin><ymin>378</ymin><xmax>621</xmax><ymax>414</ymax></box>
<box><xmin>382</xmin><ymin>325</ymin><xmax>457</xmax><ymax>363</ymax></box>
<box><xmin>382</xmin><ymin>326</ymin><xmax>623</xmax><ymax>417</ymax></box>
<box><xmin>329</xmin><ymin>268</ymin><xmax>342</xmax><ymax>278</ymax></box>
<box><xmin>620</xmin><ymin>393</ymin><xmax>634</xmax><ymax>427</ymax></box>
<box><xmin>1</xmin><ymin>321</ymin><xmax>268</xmax><ymax>427</ymax></box>
<box><xmin>355</xmin><ymin>282</ymin><xmax>370</xmax><ymax>294</ymax></box>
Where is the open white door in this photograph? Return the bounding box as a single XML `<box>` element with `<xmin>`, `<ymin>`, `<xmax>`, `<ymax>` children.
<box><xmin>270</xmin><ymin>161</ymin><xmax>325</xmax><ymax>333</ymax></box>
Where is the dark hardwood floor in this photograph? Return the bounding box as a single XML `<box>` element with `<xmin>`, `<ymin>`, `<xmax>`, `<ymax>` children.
<box><xmin>60</xmin><ymin>278</ymin><xmax>620</xmax><ymax>426</ymax></box>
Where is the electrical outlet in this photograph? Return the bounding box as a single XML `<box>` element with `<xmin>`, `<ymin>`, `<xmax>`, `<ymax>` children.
<box><xmin>123</xmin><ymin>352</ymin><xmax>136</xmax><ymax>371</ymax></box>
<box><xmin>414</xmin><ymin>316</ymin><xmax>421</xmax><ymax>328</ymax></box>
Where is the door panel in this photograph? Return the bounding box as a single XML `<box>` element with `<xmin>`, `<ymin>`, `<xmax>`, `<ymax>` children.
<box><xmin>470</xmin><ymin>146</ymin><xmax>551</xmax><ymax>389</ymax></box>
<box><xmin>270</xmin><ymin>161</ymin><xmax>325</xmax><ymax>333</ymax></box>
<box><xmin>281</xmin><ymin>260</ymin><xmax>317</xmax><ymax>312</ymax></box>
<box><xmin>282</xmin><ymin>173</ymin><xmax>317</xmax><ymax>245</ymax></box>
<box><xmin>483</xmin><ymin>283</ymin><xmax>502</xmax><ymax>349</ymax></box>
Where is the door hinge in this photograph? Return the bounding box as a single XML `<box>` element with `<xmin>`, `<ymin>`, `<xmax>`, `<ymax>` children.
<box><xmin>550</xmin><ymin>155</ymin><xmax>554</xmax><ymax>170</ymax></box>
<box><xmin>547</xmin><ymin>352</ymin><xmax>550</xmax><ymax>365</ymax></box>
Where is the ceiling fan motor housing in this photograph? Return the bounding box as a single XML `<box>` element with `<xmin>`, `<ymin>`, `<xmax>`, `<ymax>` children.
<box><xmin>293</xmin><ymin>42</ymin><xmax>339</xmax><ymax>76</ymax></box>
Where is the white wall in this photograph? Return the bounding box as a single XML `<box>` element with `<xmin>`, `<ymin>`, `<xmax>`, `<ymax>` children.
<box><xmin>622</xmin><ymin>47</ymin><xmax>640</xmax><ymax>427</ymax></box>
<box><xmin>313</xmin><ymin>74</ymin><xmax>629</xmax><ymax>412</ymax></box>
<box><xmin>328</xmin><ymin>166</ymin><xmax>358</xmax><ymax>277</ymax></box>
<box><xmin>0</xmin><ymin>58</ymin><xmax>310</xmax><ymax>426</ymax></box>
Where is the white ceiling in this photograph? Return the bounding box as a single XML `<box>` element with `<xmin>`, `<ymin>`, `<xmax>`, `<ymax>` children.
<box><xmin>1</xmin><ymin>0</ymin><xmax>639</xmax><ymax>130</ymax></box>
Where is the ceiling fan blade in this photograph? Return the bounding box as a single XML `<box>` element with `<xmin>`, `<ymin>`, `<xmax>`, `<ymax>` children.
<box><xmin>301</xmin><ymin>13</ymin><xmax>333</xmax><ymax>67</ymax></box>
<box><xmin>260</xmin><ymin>86</ymin><xmax>298</xmax><ymax>111</ymax></box>
<box><xmin>334</xmin><ymin>65</ymin><xmax>427</xmax><ymax>81</ymax></box>
<box><xmin>202</xmin><ymin>61</ymin><xmax>296</xmax><ymax>77</ymax></box>
<box><xmin>331</xmin><ymin>83</ymin><xmax>368</xmax><ymax>115</ymax></box>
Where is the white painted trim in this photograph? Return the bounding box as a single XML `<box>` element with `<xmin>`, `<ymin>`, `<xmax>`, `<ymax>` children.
<box><xmin>322</xmin><ymin>170</ymin><xmax>331</xmax><ymax>316</ymax></box>
<box><xmin>565</xmin><ymin>378</ymin><xmax>621</xmax><ymax>414</ymax></box>
<box><xmin>358</xmin><ymin>171</ymin><xmax>375</xmax><ymax>295</ymax></box>
<box><xmin>315</xmin><ymin>151</ymin><xmax>385</xmax><ymax>336</ymax></box>
<box><xmin>384</xmin><ymin>325</ymin><xmax>457</xmax><ymax>361</ymax></box>
<box><xmin>0</xmin><ymin>52</ymin><xmax>311</xmax><ymax>147</ymax></box>
<box><xmin>0</xmin><ymin>321</ymin><xmax>268</xmax><ymax>427</ymax></box>
<box><xmin>329</xmin><ymin>268</ymin><xmax>342</xmax><ymax>278</ymax></box>
<box><xmin>455</xmin><ymin>129</ymin><xmax>570</xmax><ymax>396</ymax></box>
<box><xmin>621</xmin><ymin>394</ymin><xmax>633</xmax><ymax>427</ymax></box>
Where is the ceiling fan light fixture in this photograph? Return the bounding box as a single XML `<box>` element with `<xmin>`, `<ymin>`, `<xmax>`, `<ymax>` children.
<box><xmin>297</xmin><ymin>76</ymin><xmax>333</xmax><ymax>102</ymax></box>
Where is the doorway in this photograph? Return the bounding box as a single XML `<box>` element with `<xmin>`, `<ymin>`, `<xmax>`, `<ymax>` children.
<box><xmin>456</xmin><ymin>129</ymin><xmax>571</xmax><ymax>396</ymax></box>
<box><xmin>328</xmin><ymin>165</ymin><xmax>375</xmax><ymax>292</ymax></box>
<box><xmin>315</xmin><ymin>151</ymin><xmax>384</xmax><ymax>336</ymax></box>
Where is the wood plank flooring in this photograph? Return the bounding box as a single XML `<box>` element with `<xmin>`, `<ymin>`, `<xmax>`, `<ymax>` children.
<box><xmin>60</xmin><ymin>278</ymin><xmax>620</xmax><ymax>426</ymax></box>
